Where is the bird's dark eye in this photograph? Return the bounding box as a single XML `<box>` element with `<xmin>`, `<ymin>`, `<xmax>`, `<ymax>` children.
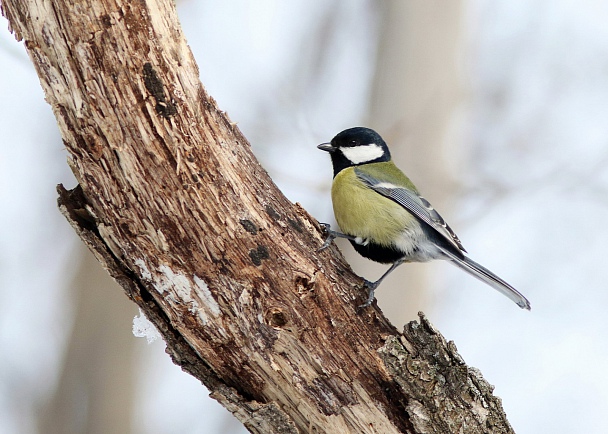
<box><xmin>349</xmin><ymin>140</ymin><xmax>357</xmax><ymax>146</ymax></box>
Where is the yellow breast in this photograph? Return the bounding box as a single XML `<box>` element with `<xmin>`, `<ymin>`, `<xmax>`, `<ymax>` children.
<box><xmin>331</xmin><ymin>168</ymin><xmax>417</xmax><ymax>247</ymax></box>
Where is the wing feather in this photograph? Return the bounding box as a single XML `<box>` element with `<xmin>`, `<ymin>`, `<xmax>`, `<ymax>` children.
<box><xmin>355</xmin><ymin>168</ymin><xmax>466</xmax><ymax>253</ymax></box>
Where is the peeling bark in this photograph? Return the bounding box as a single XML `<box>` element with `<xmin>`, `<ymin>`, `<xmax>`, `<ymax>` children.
<box><xmin>2</xmin><ymin>0</ymin><xmax>516</xmax><ymax>432</ymax></box>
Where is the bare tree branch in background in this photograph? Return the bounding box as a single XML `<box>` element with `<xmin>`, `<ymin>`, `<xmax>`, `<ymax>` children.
<box><xmin>1</xmin><ymin>0</ymin><xmax>516</xmax><ymax>432</ymax></box>
<box><xmin>38</xmin><ymin>246</ymin><xmax>136</xmax><ymax>434</ymax></box>
<box><xmin>366</xmin><ymin>1</ymin><xmax>467</xmax><ymax>324</ymax></box>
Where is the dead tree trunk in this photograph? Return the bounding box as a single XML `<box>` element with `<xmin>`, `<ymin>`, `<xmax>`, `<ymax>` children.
<box><xmin>1</xmin><ymin>0</ymin><xmax>516</xmax><ymax>432</ymax></box>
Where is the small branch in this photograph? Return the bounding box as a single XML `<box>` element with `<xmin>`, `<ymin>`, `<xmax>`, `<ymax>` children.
<box><xmin>380</xmin><ymin>315</ymin><xmax>513</xmax><ymax>433</ymax></box>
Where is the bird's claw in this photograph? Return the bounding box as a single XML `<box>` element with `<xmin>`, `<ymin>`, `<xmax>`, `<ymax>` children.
<box><xmin>358</xmin><ymin>280</ymin><xmax>377</xmax><ymax>308</ymax></box>
<box><xmin>317</xmin><ymin>223</ymin><xmax>335</xmax><ymax>252</ymax></box>
<box><xmin>317</xmin><ymin>223</ymin><xmax>378</xmax><ymax>309</ymax></box>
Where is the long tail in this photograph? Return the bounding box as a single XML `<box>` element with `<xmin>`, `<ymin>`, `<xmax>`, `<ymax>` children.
<box><xmin>439</xmin><ymin>248</ymin><xmax>531</xmax><ymax>310</ymax></box>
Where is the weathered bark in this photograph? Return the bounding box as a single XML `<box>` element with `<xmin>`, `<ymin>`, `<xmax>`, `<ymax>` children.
<box><xmin>1</xmin><ymin>0</ymin><xmax>516</xmax><ymax>432</ymax></box>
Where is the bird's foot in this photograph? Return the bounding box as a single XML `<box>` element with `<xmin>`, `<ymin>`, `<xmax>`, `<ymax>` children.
<box><xmin>358</xmin><ymin>280</ymin><xmax>378</xmax><ymax>308</ymax></box>
<box><xmin>318</xmin><ymin>223</ymin><xmax>337</xmax><ymax>251</ymax></box>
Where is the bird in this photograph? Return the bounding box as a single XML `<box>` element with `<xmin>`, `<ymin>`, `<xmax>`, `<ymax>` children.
<box><xmin>317</xmin><ymin>127</ymin><xmax>531</xmax><ymax>310</ymax></box>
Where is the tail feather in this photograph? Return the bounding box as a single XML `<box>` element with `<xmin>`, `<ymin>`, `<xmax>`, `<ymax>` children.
<box><xmin>439</xmin><ymin>248</ymin><xmax>531</xmax><ymax>310</ymax></box>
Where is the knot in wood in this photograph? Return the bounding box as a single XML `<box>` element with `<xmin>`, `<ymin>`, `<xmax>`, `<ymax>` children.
<box><xmin>249</xmin><ymin>245</ymin><xmax>269</xmax><ymax>266</ymax></box>
<box><xmin>265</xmin><ymin>306</ymin><xmax>289</xmax><ymax>329</ymax></box>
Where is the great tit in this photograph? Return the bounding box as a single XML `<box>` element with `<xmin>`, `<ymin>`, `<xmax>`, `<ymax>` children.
<box><xmin>318</xmin><ymin>127</ymin><xmax>531</xmax><ymax>310</ymax></box>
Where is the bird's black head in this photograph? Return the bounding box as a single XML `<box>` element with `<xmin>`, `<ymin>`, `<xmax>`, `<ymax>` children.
<box><xmin>318</xmin><ymin>127</ymin><xmax>391</xmax><ymax>177</ymax></box>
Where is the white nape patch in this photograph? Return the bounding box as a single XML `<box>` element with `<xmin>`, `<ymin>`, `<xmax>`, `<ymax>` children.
<box><xmin>340</xmin><ymin>143</ymin><xmax>384</xmax><ymax>164</ymax></box>
<box><xmin>132</xmin><ymin>308</ymin><xmax>161</xmax><ymax>344</ymax></box>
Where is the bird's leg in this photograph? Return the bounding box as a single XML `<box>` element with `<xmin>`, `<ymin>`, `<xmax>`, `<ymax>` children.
<box><xmin>360</xmin><ymin>258</ymin><xmax>406</xmax><ymax>308</ymax></box>
<box><xmin>317</xmin><ymin>223</ymin><xmax>357</xmax><ymax>251</ymax></box>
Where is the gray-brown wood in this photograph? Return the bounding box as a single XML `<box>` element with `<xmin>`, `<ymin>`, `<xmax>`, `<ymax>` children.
<box><xmin>1</xmin><ymin>0</ymin><xmax>516</xmax><ymax>432</ymax></box>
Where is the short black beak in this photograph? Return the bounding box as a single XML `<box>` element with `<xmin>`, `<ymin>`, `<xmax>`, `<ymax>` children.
<box><xmin>317</xmin><ymin>143</ymin><xmax>336</xmax><ymax>153</ymax></box>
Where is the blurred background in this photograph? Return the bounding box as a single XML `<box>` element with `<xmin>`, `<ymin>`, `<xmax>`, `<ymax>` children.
<box><xmin>2</xmin><ymin>1</ymin><xmax>608</xmax><ymax>433</ymax></box>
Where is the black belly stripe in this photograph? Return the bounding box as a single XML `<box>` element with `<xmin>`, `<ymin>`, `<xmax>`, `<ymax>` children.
<box><xmin>349</xmin><ymin>240</ymin><xmax>405</xmax><ymax>264</ymax></box>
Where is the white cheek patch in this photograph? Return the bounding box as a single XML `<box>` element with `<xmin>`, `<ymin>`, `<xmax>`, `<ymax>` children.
<box><xmin>340</xmin><ymin>144</ymin><xmax>384</xmax><ymax>164</ymax></box>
